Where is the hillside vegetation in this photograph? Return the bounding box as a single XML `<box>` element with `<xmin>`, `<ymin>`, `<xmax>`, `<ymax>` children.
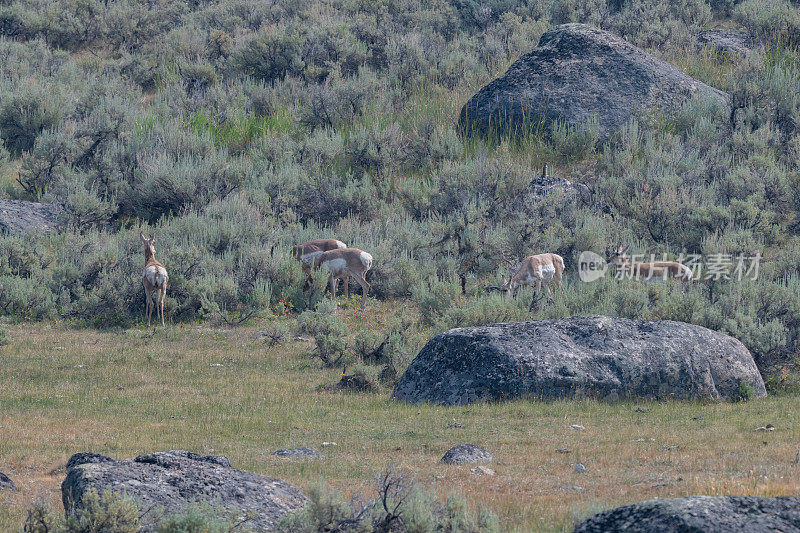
<box><xmin>0</xmin><ymin>3</ymin><xmax>799</xmax><ymax>367</ymax></box>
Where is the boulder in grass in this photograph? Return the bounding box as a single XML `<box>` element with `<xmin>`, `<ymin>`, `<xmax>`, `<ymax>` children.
<box><xmin>440</xmin><ymin>444</ymin><xmax>494</xmax><ymax>465</ymax></box>
<box><xmin>394</xmin><ymin>316</ymin><xmax>766</xmax><ymax>405</ymax></box>
<box><xmin>62</xmin><ymin>450</ymin><xmax>306</xmax><ymax>532</ymax></box>
<box><xmin>574</xmin><ymin>495</ymin><xmax>800</xmax><ymax>533</ymax></box>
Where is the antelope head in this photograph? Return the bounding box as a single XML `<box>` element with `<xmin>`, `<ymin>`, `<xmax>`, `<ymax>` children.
<box><xmin>141</xmin><ymin>233</ymin><xmax>156</xmax><ymax>257</ymax></box>
<box><xmin>606</xmin><ymin>245</ymin><xmax>628</xmax><ymax>266</ymax></box>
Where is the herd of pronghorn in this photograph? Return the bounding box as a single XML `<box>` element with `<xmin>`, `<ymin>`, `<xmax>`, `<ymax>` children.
<box><xmin>139</xmin><ymin>234</ymin><xmax>693</xmax><ymax>327</ymax></box>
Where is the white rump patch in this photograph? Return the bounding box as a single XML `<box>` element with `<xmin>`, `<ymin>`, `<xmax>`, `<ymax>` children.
<box><xmin>335</xmin><ymin>240</ymin><xmax>347</xmax><ymax>248</ymax></box>
<box><xmin>324</xmin><ymin>257</ymin><xmax>348</xmax><ymax>275</ymax></box>
<box><xmin>538</xmin><ymin>264</ymin><xmax>556</xmax><ymax>280</ymax></box>
<box><xmin>360</xmin><ymin>251</ymin><xmax>373</xmax><ymax>270</ymax></box>
<box><xmin>144</xmin><ymin>265</ymin><xmax>167</xmax><ymax>287</ymax></box>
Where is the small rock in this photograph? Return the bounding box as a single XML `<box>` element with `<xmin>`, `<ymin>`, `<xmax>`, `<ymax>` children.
<box><xmin>0</xmin><ymin>472</ymin><xmax>15</xmax><ymax>491</ymax></box>
<box><xmin>692</xmin><ymin>415</ymin><xmax>703</xmax><ymax>420</ymax></box>
<box><xmin>661</xmin><ymin>445</ymin><xmax>681</xmax><ymax>451</ymax></box>
<box><xmin>570</xmin><ymin>424</ymin><xmax>585</xmax><ymax>431</ymax></box>
<box><xmin>574</xmin><ymin>463</ymin><xmax>586</xmax><ymax>473</ymax></box>
<box><xmin>557</xmin><ymin>448</ymin><xmax>571</xmax><ymax>454</ymax></box>
<box><xmin>470</xmin><ymin>466</ymin><xmax>495</xmax><ymax>476</ymax></box>
<box><xmin>754</xmin><ymin>425</ymin><xmax>774</xmax><ymax>432</ymax></box>
<box><xmin>448</xmin><ymin>418</ymin><xmax>463</xmax><ymax>429</ymax></box>
<box><xmin>321</xmin><ymin>442</ymin><xmax>337</xmax><ymax>447</ymax></box>
<box><xmin>210</xmin><ymin>363</ymin><xmax>223</xmax><ymax>367</ymax></box>
<box><xmin>273</xmin><ymin>448</ymin><xmax>321</xmax><ymax>458</ymax></box>
<box><xmin>441</xmin><ymin>444</ymin><xmax>494</xmax><ymax>465</ymax></box>
<box><xmin>559</xmin><ymin>485</ymin><xmax>584</xmax><ymax>491</ymax></box>
<box><xmin>635</xmin><ymin>407</ymin><xmax>649</xmax><ymax>413</ymax></box>
<box><xmin>294</xmin><ymin>337</ymin><xmax>311</xmax><ymax>342</ymax></box>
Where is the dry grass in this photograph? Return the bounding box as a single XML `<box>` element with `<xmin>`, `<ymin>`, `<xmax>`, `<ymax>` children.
<box><xmin>1</xmin><ymin>306</ymin><xmax>799</xmax><ymax>532</ymax></box>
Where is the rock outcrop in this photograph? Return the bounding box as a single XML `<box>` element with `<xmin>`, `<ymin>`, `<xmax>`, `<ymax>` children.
<box><xmin>0</xmin><ymin>199</ymin><xmax>61</xmax><ymax>235</ymax></box>
<box><xmin>459</xmin><ymin>24</ymin><xmax>730</xmax><ymax>138</ymax></box>
<box><xmin>62</xmin><ymin>450</ymin><xmax>307</xmax><ymax>531</ymax></box>
<box><xmin>0</xmin><ymin>471</ymin><xmax>15</xmax><ymax>491</ymax></box>
<box><xmin>393</xmin><ymin>316</ymin><xmax>766</xmax><ymax>405</ymax></box>
<box><xmin>440</xmin><ymin>444</ymin><xmax>494</xmax><ymax>465</ymax></box>
<box><xmin>273</xmin><ymin>448</ymin><xmax>322</xmax><ymax>458</ymax></box>
<box><xmin>696</xmin><ymin>29</ymin><xmax>753</xmax><ymax>57</ymax></box>
<box><xmin>574</xmin><ymin>495</ymin><xmax>800</xmax><ymax>532</ymax></box>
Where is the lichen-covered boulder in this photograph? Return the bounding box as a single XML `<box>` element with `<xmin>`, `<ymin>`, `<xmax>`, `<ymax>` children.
<box><xmin>394</xmin><ymin>316</ymin><xmax>766</xmax><ymax>405</ymax></box>
<box><xmin>62</xmin><ymin>450</ymin><xmax>307</xmax><ymax>531</ymax></box>
<box><xmin>459</xmin><ymin>24</ymin><xmax>730</xmax><ymax>138</ymax></box>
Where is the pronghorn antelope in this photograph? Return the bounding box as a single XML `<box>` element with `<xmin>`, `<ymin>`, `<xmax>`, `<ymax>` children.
<box><xmin>606</xmin><ymin>246</ymin><xmax>693</xmax><ymax>282</ymax></box>
<box><xmin>488</xmin><ymin>252</ymin><xmax>565</xmax><ymax>310</ymax></box>
<box><xmin>141</xmin><ymin>233</ymin><xmax>168</xmax><ymax>327</ymax></box>
<box><xmin>292</xmin><ymin>238</ymin><xmax>348</xmax><ymax>293</ymax></box>
<box><xmin>302</xmin><ymin>247</ymin><xmax>373</xmax><ymax>309</ymax></box>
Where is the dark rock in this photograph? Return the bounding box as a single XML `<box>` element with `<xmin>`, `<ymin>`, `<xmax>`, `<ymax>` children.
<box><xmin>574</xmin><ymin>495</ymin><xmax>800</xmax><ymax>533</ymax></box>
<box><xmin>0</xmin><ymin>471</ymin><xmax>15</xmax><ymax>491</ymax></box>
<box><xmin>272</xmin><ymin>448</ymin><xmax>322</xmax><ymax>458</ymax></box>
<box><xmin>336</xmin><ymin>372</ymin><xmax>377</xmax><ymax>392</ymax></box>
<box><xmin>66</xmin><ymin>452</ymin><xmax>118</xmax><ymax>470</ymax></box>
<box><xmin>459</xmin><ymin>24</ymin><xmax>730</xmax><ymax>139</ymax></box>
<box><xmin>696</xmin><ymin>29</ymin><xmax>753</xmax><ymax>57</ymax></box>
<box><xmin>62</xmin><ymin>450</ymin><xmax>306</xmax><ymax>532</ymax></box>
<box><xmin>0</xmin><ymin>199</ymin><xmax>61</xmax><ymax>235</ymax></box>
<box><xmin>440</xmin><ymin>444</ymin><xmax>494</xmax><ymax>465</ymax></box>
<box><xmin>393</xmin><ymin>316</ymin><xmax>766</xmax><ymax>405</ymax></box>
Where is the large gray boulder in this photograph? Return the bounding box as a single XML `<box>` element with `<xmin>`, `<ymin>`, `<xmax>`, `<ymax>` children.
<box><xmin>62</xmin><ymin>450</ymin><xmax>307</xmax><ymax>531</ymax></box>
<box><xmin>459</xmin><ymin>24</ymin><xmax>730</xmax><ymax>138</ymax></box>
<box><xmin>0</xmin><ymin>199</ymin><xmax>61</xmax><ymax>235</ymax></box>
<box><xmin>574</xmin><ymin>495</ymin><xmax>800</xmax><ymax>532</ymax></box>
<box><xmin>393</xmin><ymin>316</ymin><xmax>766</xmax><ymax>405</ymax></box>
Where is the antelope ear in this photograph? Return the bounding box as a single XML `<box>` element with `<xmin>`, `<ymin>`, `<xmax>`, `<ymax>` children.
<box><xmin>150</xmin><ymin>234</ymin><xmax>156</xmax><ymax>243</ymax></box>
<box><xmin>140</xmin><ymin>232</ymin><xmax>147</xmax><ymax>242</ymax></box>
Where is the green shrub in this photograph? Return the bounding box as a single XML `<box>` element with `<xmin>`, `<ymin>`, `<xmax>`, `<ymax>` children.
<box><xmin>276</xmin><ymin>469</ymin><xmax>500</xmax><ymax>533</ymax></box>
<box><xmin>64</xmin><ymin>489</ymin><xmax>139</xmax><ymax>533</ymax></box>
<box><xmin>156</xmin><ymin>505</ymin><xmax>234</xmax><ymax>533</ymax></box>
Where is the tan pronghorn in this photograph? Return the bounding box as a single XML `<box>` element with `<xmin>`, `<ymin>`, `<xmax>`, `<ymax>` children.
<box><xmin>303</xmin><ymin>247</ymin><xmax>373</xmax><ymax>309</ymax></box>
<box><xmin>292</xmin><ymin>238</ymin><xmax>348</xmax><ymax>293</ymax></box>
<box><xmin>141</xmin><ymin>233</ymin><xmax>168</xmax><ymax>327</ymax></box>
<box><xmin>606</xmin><ymin>246</ymin><xmax>692</xmax><ymax>282</ymax></box>
<box><xmin>489</xmin><ymin>252</ymin><xmax>565</xmax><ymax>310</ymax></box>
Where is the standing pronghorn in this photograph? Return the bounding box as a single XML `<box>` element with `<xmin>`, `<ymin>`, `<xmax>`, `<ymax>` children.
<box><xmin>302</xmin><ymin>248</ymin><xmax>373</xmax><ymax>309</ymax></box>
<box><xmin>141</xmin><ymin>233</ymin><xmax>168</xmax><ymax>327</ymax></box>
<box><xmin>606</xmin><ymin>246</ymin><xmax>692</xmax><ymax>282</ymax></box>
<box><xmin>488</xmin><ymin>252</ymin><xmax>565</xmax><ymax>310</ymax></box>
<box><xmin>292</xmin><ymin>238</ymin><xmax>349</xmax><ymax>293</ymax></box>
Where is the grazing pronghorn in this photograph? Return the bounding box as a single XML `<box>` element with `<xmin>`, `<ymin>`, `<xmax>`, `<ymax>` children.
<box><xmin>141</xmin><ymin>233</ymin><xmax>168</xmax><ymax>327</ymax></box>
<box><xmin>606</xmin><ymin>246</ymin><xmax>693</xmax><ymax>282</ymax></box>
<box><xmin>488</xmin><ymin>252</ymin><xmax>565</xmax><ymax>310</ymax></box>
<box><xmin>302</xmin><ymin>247</ymin><xmax>373</xmax><ymax>309</ymax></box>
<box><xmin>292</xmin><ymin>238</ymin><xmax>348</xmax><ymax>292</ymax></box>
